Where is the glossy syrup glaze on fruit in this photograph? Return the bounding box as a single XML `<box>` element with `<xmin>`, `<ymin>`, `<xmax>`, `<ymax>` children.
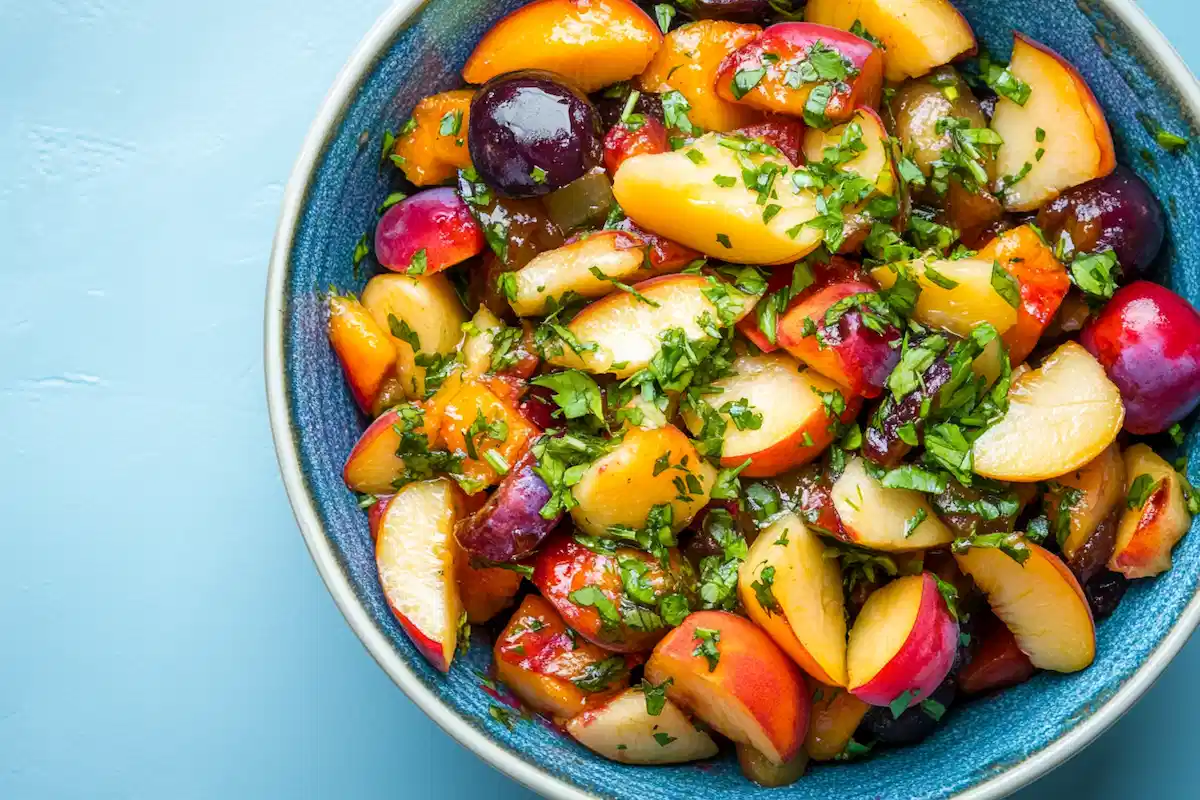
<box><xmin>325</xmin><ymin>0</ymin><xmax>1196</xmax><ymax>784</ymax></box>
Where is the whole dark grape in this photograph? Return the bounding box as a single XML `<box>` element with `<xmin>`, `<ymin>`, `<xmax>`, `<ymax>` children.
<box><xmin>469</xmin><ymin>70</ymin><xmax>603</xmax><ymax>198</ymax></box>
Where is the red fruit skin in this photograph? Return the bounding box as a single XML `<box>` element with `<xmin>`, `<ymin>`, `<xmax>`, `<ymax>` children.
<box><xmin>1080</xmin><ymin>280</ymin><xmax>1200</xmax><ymax>434</ymax></box>
<box><xmin>611</xmin><ymin>218</ymin><xmax>702</xmax><ymax>271</ymax></box>
<box><xmin>958</xmin><ymin>616</ymin><xmax>1036</xmax><ymax>695</ymax></box>
<box><xmin>603</xmin><ymin>117</ymin><xmax>670</xmax><ymax>176</ymax></box>
<box><xmin>715</xmin><ymin>22</ymin><xmax>883</xmax><ymax>121</ymax></box>
<box><xmin>374</xmin><ymin>187</ymin><xmax>484</xmax><ymax>274</ymax></box>
<box><xmin>734</xmin><ymin>117</ymin><xmax>806</xmax><ymax>165</ymax></box>
<box><xmin>737</xmin><ymin>256</ymin><xmax>868</xmax><ymax>353</ymax></box>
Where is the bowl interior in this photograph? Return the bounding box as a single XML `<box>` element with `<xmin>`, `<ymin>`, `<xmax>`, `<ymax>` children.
<box><xmin>278</xmin><ymin>1</ymin><xmax>1200</xmax><ymax>797</ymax></box>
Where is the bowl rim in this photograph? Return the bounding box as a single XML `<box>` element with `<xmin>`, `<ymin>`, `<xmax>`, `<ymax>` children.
<box><xmin>265</xmin><ymin>2</ymin><xmax>1200</xmax><ymax>797</ymax></box>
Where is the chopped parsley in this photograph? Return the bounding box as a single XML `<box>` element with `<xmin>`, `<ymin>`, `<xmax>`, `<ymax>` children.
<box><xmin>692</xmin><ymin>626</ymin><xmax>721</xmax><ymax>672</ymax></box>
<box><xmin>1127</xmin><ymin>473</ymin><xmax>1163</xmax><ymax>510</ymax></box>
<box><xmin>639</xmin><ymin>677</ymin><xmax>673</xmax><ymax>716</ymax></box>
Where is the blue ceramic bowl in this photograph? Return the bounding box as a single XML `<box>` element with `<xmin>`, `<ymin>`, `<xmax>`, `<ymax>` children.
<box><xmin>266</xmin><ymin>2</ymin><xmax>1200</xmax><ymax>796</ymax></box>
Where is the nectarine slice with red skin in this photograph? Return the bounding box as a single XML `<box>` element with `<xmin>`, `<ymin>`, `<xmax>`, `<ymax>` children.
<box><xmin>374</xmin><ymin>188</ymin><xmax>484</xmax><ymax>276</ymax></box>
<box><xmin>603</xmin><ymin>117</ymin><xmax>669</xmax><ymax>177</ymax></box>
<box><xmin>638</xmin><ymin>20</ymin><xmax>764</xmax><ymax>133</ymax></box>
<box><xmin>327</xmin><ymin>293</ymin><xmax>398</xmax><ymax>415</ymax></box>
<box><xmin>646</xmin><ymin>611</ymin><xmax>810</xmax><ymax>765</ymax></box>
<box><xmin>462</xmin><ymin>0</ymin><xmax>663</xmax><ymax>94</ymax></box>
<box><xmin>567</xmin><ymin>688</ymin><xmax>719</xmax><ymax>764</ymax></box>
<box><xmin>609</xmin><ymin>218</ymin><xmax>702</xmax><ymax>273</ymax></box>
<box><xmin>958</xmin><ymin>614</ymin><xmax>1036</xmax><ymax>696</ymax></box>
<box><xmin>361</xmin><ymin>273</ymin><xmax>468</xmax><ymax>399</ymax></box>
<box><xmin>715</xmin><ymin>23</ymin><xmax>882</xmax><ymax>122</ymax></box>
<box><xmin>801</xmin><ymin>106</ymin><xmax>894</xmax><ymax>195</ymax></box>
<box><xmin>976</xmin><ymin>224</ymin><xmax>1070</xmax><ymax>366</ymax></box>
<box><xmin>955</xmin><ymin>540</ymin><xmax>1095</xmax><ymax>672</ymax></box>
<box><xmin>738</xmin><ymin>514</ymin><xmax>848</xmax><ymax>685</ymax></box>
<box><xmin>495</xmin><ymin>595</ymin><xmax>633</xmax><ymax>720</ymax></box>
<box><xmin>991</xmin><ymin>34</ymin><xmax>1115</xmax><ymax>212</ymax></box>
<box><xmin>375</xmin><ymin>479</ymin><xmax>465</xmax><ymax>673</ymax></box>
<box><xmin>549</xmin><ymin>272</ymin><xmax>757</xmax><ymax>376</ymax></box>
<box><xmin>805</xmin><ymin>0</ymin><xmax>976</xmax><ymax>83</ymax></box>
<box><xmin>775</xmin><ymin>280</ymin><xmax>902</xmax><ymax>398</ymax></box>
<box><xmin>683</xmin><ymin>351</ymin><xmax>862</xmax><ymax>477</ymax></box>
<box><xmin>734</xmin><ymin>117</ymin><xmax>806</xmax><ymax>166</ymax></box>
<box><xmin>832</xmin><ymin>457</ymin><xmax>955</xmax><ymax>551</ymax></box>
<box><xmin>612</xmin><ymin>132</ymin><xmax>822</xmax><ymax>264</ymax></box>
<box><xmin>570</xmin><ymin>424</ymin><xmax>715</xmax><ymax>536</ymax></box>
<box><xmin>971</xmin><ymin>341</ymin><xmax>1124</xmax><ymax>482</ymax></box>
<box><xmin>804</xmin><ymin>679</ymin><xmax>870</xmax><ymax>761</ymax></box>
<box><xmin>1109</xmin><ymin>444</ymin><xmax>1193</xmax><ymax>579</ymax></box>
<box><xmin>846</xmin><ymin>572</ymin><xmax>958</xmax><ymax>708</ymax></box>
<box><xmin>390</xmin><ymin>90</ymin><xmax>474</xmax><ymax>186</ymax></box>
<box><xmin>343</xmin><ymin>408</ymin><xmax>421</xmax><ymax>495</ymax></box>
<box><xmin>533</xmin><ymin>534</ymin><xmax>693</xmax><ymax>653</ymax></box>
<box><xmin>737</xmin><ymin>255</ymin><xmax>868</xmax><ymax>353</ymax></box>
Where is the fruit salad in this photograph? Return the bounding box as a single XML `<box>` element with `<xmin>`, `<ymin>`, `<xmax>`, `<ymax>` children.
<box><xmin>325</xmin><ymin>0</ymin><xmax>1198</xmax><ymax>785</ymax></box>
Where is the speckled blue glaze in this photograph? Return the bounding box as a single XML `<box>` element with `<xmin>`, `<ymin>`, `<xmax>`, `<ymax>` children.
<box><xmin>279</xmin><ymin>1</ymin><xmax>1200</xmax><ymax>797</ymax></box>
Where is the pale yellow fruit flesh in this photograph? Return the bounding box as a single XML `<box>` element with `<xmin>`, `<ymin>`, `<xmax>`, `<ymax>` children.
<box><xmin>612</xmin><ymin>132</ymin><xmax>822</xmax><ymax>264</ymax></box>
<box><xmin>1110</xmin><ymin>444</ymin><xmax>1193</xmax><ymax>578</ymax></box>
<box><xmin>872</xmin><ymin>259</ymin><xmax>1018</xmax><ymax>338</ymax></box>
<box><xmin>375</xmin><ymin>479</ymin><xmax>463</xmax><ymax>669</ymax></box>
<box><xmin>846</xmin><ymin>575</ymin><xmax>923</xmax><ymax>689</ymax></box>
<box><xmin>955</xmin><ymin>540</ymin><xmax>1095</xmax><ymax>672</ymax></box>
<box><xmin>972</xmin><ymin>342</ymin><xmax>1124</xmax><ymax>482</ymax></box>
<box><xmin>511</xmin><ymin>233</ymin><xmax>656</xmax><ymax>317</ymax></box>
<box><xmin>831</xmin><ymin>457</ymin><xmax>954</xmax><ymax>551</ymax></box>
<box><xmin>566</xmin><ymin>689</ymin><xmax>719</xmax><ymax>765</ymax></box>
<box><xmin>570</xmin><ymin>424</ymin><xmax>714</xmax><ymax>537</ymax></box>
<box><xmin>361</xmin><ymin>273</ymin><xmax>467</xmax><ymax>398</ymax></box>
<box><xmin>739</xmin><ymin>514</ymin><xmax>848</xmax><ymax>686</ymax></box>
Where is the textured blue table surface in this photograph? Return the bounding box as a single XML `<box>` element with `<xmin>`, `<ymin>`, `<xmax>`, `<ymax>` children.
<box><xmin>0</xmin><ymin>1</ymin><xmax>1196</xmax><ymax>797</ymax></box>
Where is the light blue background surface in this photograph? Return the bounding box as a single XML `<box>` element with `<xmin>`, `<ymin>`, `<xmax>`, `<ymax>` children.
<box><xmin>0</xmin><ymin>1</ymin><xmax>1196</xmax><ymax>797</ymax></box>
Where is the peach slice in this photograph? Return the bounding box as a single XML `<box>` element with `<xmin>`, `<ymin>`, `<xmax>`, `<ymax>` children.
<box><xmin>375</xmin><ymin>479</ymin><xmax>464</xmax><ymax>672</ymax></box>
<box><xmin>327</xmin><ymin>292</ymin><xmax>398</xmax><ymax>415</ymax></box>
<box><xmin>638</xmin><ymin>20</ymin><xmax>764</xmax><ymax>133</ymax></box>
<box><xmin>462</xmin><ymin>0</ymin><xmax>662</xmax><ymax>93</ymax></box>
<box><xmin>509</xmin><ymin>230</ymin><xmax>674</xmax><ymax>317</ymax></box>
<box><xmin>805</xmin><ymin>0</ymin><xmax>976</xmax><ymax>82</ymax></box>
<box><xmin>831</xmin><ymin>457</ymin><xmax>954</xmax><ymax>551</ymax></box>
<box><xmin>804</xmin><ymin>681</ymin><xmax>870</xmax><ymax>760</ymax></box>
<box><xmin>361</xmin><ymin>273</ymin><xmax>468</xmax><ymax>399</ymax></box>
<box><xmin>1046</xmin><ymin>444</ymin><xmax>1125</xmax><ymax>561</ymax></box>
<box><xmin>374</xmin><ymin>188</ymin><xmax>484</xmax><ymax>276</ymax></box>
<box><xmin>846</xmin><ymin>573</ymin><xmax>958</xmax><ymax>707</ymax></box>
<box><xmin>971</xmin><ymin>341</ymin><xmax>1125</xmax><ymax>482</ymax></box>
<box><xmin>566</xmin><ymin>688</ymin><xmax>719</xmax><ymax>765</ymax></box>
<box><xmin>990</xmin><ymin>34</ymin><xmax>1116</xmax><ymax>212</ymax></box>
<box><xmin>390</xmin><ymin>90</ymin><xmax>474</xmax><ymax>187</ymax></box>
<box><xmin>714</xmin><ymin>23</ymin><xmax>883</xmax><ymax>122</ymax></box>
<box><xmin>1109</xmin><ymin>444</ymin><xmax>1193</xmax><ymax>578</ymax></box>
<box><xmin>955</xmin><ymin>539</ymin><xmax>1095</xmax><ymax>672</ymax></box>
<box><xmin>738</xmin><ymin>513</ymin><xmax>848</xmax><ymax>685</ymax></box>
<box><xmin>495</xmin><ymin>595</ymin><xmax>634</xmax><ymax>719</ymax></box>
<box><xmin>681</xmin><ymin>351</ymin><xmax>863</xmax><ymax>477</ymax></box>
<box><xmin>571</xmin><ymin>424</ymin><xmax>715</xmax><ymax>537</ymax></box>
<box><xmin>775</xmin><ymin>280</ymin><xmax>902</xmax><ymax>399</ymax></box>
<box><xmin>612</xmin><ymin>132</ymin><xmax>821</xmax><ymax>264</ymax></box>
<box><xmin>439</xmin><ymin>378</ymin><xmax>540</xmax><ymax>493</ymax></box>
<box><xmin>976</xmin><ymin>225</ymin><xmax>1070</xmax><ymax>366</ymax></box>
<box><xmin>646</xmin><ymin>611</ymin><xmax>809</xmax><ymax>764</ymax></box>
<box><xmin>871</xmin><ymin>258</ymin><xmax>1018</xmax><ymax>339</ymax></box>
<box><xmin>801</xmin><ymin>106</ymin><xmax>895</xmax><ymax>195</ymax></box>
<box><xmin>343</xmin><ymin>408</ymin><xmax>409</xmax><ymax>495</ymax></box>
<box><xmin>549</xmin><ymin>273</ymin><xmax>757</xmax><ymax>377</ymax></box>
